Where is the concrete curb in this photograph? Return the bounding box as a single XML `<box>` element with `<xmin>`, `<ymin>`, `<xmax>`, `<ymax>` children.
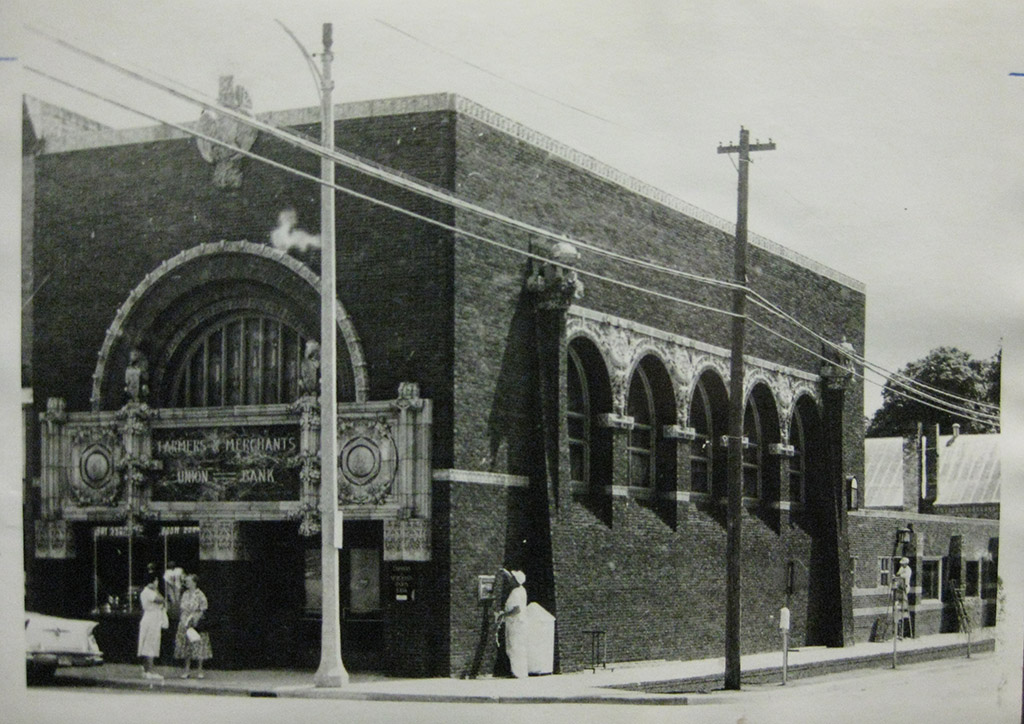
<box><xmin>610</xmin><ymin>638</ymin><xmax>994</xmax><ymax>694</ymax></box>
<box><xmin>49</xmin><ymin>635</ymin><xmax>993</xmax><ymax>705</ymax></box>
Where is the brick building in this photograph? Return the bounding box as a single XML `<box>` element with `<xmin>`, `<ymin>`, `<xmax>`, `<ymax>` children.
<box><xmin>850</xmin><ymin>427</ymin><xmax>1000</xmax><ymax>641</ymax></box>
<box><xmin>23</xmin><ymin>90</ymin><xmax>869</xmax><ymax>677</ymax></box>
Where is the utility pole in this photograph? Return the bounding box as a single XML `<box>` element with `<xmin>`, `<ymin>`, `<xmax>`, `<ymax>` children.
<box><xmin>314</xmin><ymin>22</ymin><xmax>349</xmax><ymax>688</ymax></box>
<box><xmin>717</xmin><ymin>127</ymin><xmax>775</xmax><ymax>690</ymax></box>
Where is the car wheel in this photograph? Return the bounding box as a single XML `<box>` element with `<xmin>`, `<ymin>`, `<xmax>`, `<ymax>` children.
<box><xmin>26</xmin><ymin>662</ymin><xmax>57</xmax><ymax>684</ymax></box>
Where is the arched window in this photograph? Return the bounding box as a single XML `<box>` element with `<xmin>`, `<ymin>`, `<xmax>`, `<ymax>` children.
<box><xmin>789</xmin><ymin>410</ymin><xmax>806</xmax><ymax>504</ymax></box>
<box><xmin>742</xmin><ymin>399</ymin><xmax>761</xmax><ymax>498</ymax></box>
<box><xmin>627</xmin><ymin>365</ymin><xmax>656</xmax><ymax>488</ymax></box>
<box><xmin>566</xmin><ymin>337</ymin><xmax>612</xmax><ymax>497</ymax></box>
<box><xmin>689</xmin><ymin>381</ymin><xmax>712</xmax><ymax>494</ymax></box>
<box><xmin>169</xmin><ymin>313</ymin><xmax>309</xmax><ymax>407</ymax></box>
<box><xmin>567</xmin><ymin>346</ymin><xmax>590</xmax><ymax>485</ymax></box>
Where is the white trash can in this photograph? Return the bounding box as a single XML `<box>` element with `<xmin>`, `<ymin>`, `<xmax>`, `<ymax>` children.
<box><xmin>526</xmin><ymin>602</ymin><xmax>555</xmax><ymax>674</ymax></box>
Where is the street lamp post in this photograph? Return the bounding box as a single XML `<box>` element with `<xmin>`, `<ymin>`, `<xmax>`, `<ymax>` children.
<box><xmin>313</xmin><ymin>22</ymin><xmax>348</xmax><ymax>688</ymax></box>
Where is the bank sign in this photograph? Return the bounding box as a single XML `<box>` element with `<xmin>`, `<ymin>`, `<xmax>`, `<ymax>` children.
<box><xmin>151</xmin><ymin>424</ymin><xmax>302</xmax><ymax>502</ymax></box>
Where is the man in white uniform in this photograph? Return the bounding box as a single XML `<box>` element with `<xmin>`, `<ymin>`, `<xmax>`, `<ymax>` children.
<box><xmin>495</xmin><ymin>569</ymin><xmax>528</xmax><ymax>678</ymax></box>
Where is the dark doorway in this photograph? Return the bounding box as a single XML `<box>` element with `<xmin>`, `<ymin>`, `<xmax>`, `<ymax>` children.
<box><xmin>340</xmin><ymin>520</ymin><xmax>384</xmax><ymax>670</ymax></box>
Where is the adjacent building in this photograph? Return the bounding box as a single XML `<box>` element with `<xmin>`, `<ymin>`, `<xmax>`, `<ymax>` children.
<box><xmin>850</xmin><ymin>426</ymin><xmax>1000</xmax><ymax>641</ymax></box>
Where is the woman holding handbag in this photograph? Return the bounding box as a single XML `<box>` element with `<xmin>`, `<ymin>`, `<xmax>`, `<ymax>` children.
<box><xmin>174</xmin><ymin>573</ymin><xmax>213</xmax><ymax>678</ymax></box>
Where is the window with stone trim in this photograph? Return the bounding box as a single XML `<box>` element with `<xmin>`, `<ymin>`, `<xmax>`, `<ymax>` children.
<box><xmin>789</xmin><ymin>410</ymin><xmax>806</xmax><ymax>504</ymax></box>
<box><xmin>566</xmin><ymin>337</ymin><xmax>612</xmax><ymax>495</ymax></box>
<box><xmin>742</xmin><ymin>399</ymin><xmax>761</xmax><ymax>498</ymax></box>
<box><xmin>689</xmin><ymin>381</ymin><xmax>712</xmax><ymax>494</ymax></box>
<box><xmin>878</xmin><ymin>556</ymin><xmax>894</xmax><ymax>588</ymax></box>
<box><xmin>626</xmin><ymin>365</ymin><xmax>655</xmax><ymax>488</ymax></box>
<box><xmin>567</xmin><ymin>346</ymin><xmax>590</xmax><ymax>486</ymax></box>
<box><xmin>921</xmin><ymin>558</ymin><xmax>941</xmax><ymax>600</ymax></box>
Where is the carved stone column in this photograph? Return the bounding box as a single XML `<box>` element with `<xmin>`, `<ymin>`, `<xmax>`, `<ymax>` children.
<box><xmin>292</xmin><ymin>394</ymin><xmax>322</xmax><ymax>536</ymax></box>
<box><xmin>39</xmin><ymin>398</ymin><xmax>67</xmax><ymax>521</ymax></box>
<box><xmin>525</xmin><ymin>240</ymin><xmax>585</xmax><ymax>513</ymax></box>
<box><xmin>525</xmin><ymin>241</ymin><xmax>584</xmax><ymax>618</ymax></box>
<box><xmin>115</xmin><ymin>401</ymin><xmax>159</xmax><ymax>521</ymax></box>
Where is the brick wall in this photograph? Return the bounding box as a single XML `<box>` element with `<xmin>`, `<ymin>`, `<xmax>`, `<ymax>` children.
<box><xmin>444</xmin><ymin>111</ymin><xmax>864</xmax><ymax>671</ymax></box>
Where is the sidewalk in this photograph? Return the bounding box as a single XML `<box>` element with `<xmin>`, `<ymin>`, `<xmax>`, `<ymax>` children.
<box><xmin>50</xmin><ymin>631</ymin><xmax>993</xmax><ymax>705</ymax></box>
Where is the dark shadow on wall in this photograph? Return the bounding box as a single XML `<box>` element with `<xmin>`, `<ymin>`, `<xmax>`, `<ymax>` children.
<box><xmin>485</xmin><ymin>289</ymin><xmax>536</xmax><ymax>476</ymax></box>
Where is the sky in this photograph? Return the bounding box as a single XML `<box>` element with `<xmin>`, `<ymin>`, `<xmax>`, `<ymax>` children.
<box><xmin>4</xmin><ymin>0</ymin><xmax>1023</xmax><ymax>418</ymax></box>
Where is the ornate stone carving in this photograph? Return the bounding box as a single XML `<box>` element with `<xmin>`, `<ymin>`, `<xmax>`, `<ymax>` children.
<box><xmin>396</xmin><ymin>381</ymin><xmax>425</xmax><ymax>411</ymax></box>
<box><xmin>68</xmin><ymin>424</ymin><xmax>124</xmax><ymax>507</ymax></box>
<box><xmin>820</xmin><ymin>339</ymin><xmax>857</xmax><ymax>391</ymax></box>
<box><xmin>525</xmin><ymin>241</ymin><xmax>584</xmax><ymax>311</ymax></box>
<box><xmin>196</xmin><ymin>76</ymin><xmax>258</xmax><ymax>189</ymax></box>
<box><xmin>690</xmin><ymin>353</ymin><xmax>732</xmax><ymax>389</ymax></box>
<box><xmin>124</xmin><ymin>348</ymin><xmax>149</xmax><ymax>404</ymax></box>
<box><xmin>337</xmin><ymin>418</ymin><xmax>398</xmax><ymax>505</ymax></box>
<box><xmin>298</xmin><ymin>340</ymin><xmax>320</xmax><ymax>398</ymax></box>
<box><xmin>35</xmin><ymin>520</ymin><xmax>76</xmax><ymax>559</ymax></box>
<box><xmin>199</xmin><ymin>519</ymin><xmax>248</xmax><ymax>561</ymax></box>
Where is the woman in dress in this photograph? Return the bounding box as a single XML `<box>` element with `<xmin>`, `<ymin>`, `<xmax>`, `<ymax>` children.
<box><xmin>174</xmin><ymin>573</ymin><xmax>212</xmax><ymax>678</ymax></box>
<box><xmin>137</xmin><ymin>574</ymin><xmax>166</xmax><ymax>679</ymax></box>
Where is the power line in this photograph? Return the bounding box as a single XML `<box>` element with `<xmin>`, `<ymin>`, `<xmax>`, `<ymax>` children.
<box><xmin>26</xmin><ymin>29</ymin><xmax>1000</xmax><ymax>423</ymax></box>
<box><xmin>27</xmin><ymin>60</ymin><xmax>997</xmax><ymax>425</ymax></box>
<box><xmin>374</xmin><ymin>18</ymin><xmax>621</xmax><ymax>128</ymax></box>
<box><xmin>26</xmin><ymin>25</ymin><xmax>743</xmax><ymax>298</ymax></box>
<box><xmin>745</xmin><ymin>317</ymin><xmax>999</xmax><ymax>430</ymax></box>
<box><xmin>747</xmin><ymin>295</ymin><xmax>1001</xmax><ymax>419</ymax></box>
<box><xmin>25</xmin><ymin>64</ymin><xmax>740</xmax><ymax>326</ymax></box>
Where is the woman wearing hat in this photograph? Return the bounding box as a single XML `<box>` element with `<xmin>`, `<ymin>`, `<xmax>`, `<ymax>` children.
<box><xmin>495</xmin><ymin>569</ymin><xmax>528</xmax><ymax>678</ymax></box>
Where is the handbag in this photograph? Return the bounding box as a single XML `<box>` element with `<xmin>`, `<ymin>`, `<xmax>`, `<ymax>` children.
<box><xmin>160</xmin><ymin>608</ymin><xmax>170</xmax><ymax>630</ymax></box>
<box><xmin>186</xmin><ymin>627</ymin><xmax>202</xmax><ymax>643</ymax></box>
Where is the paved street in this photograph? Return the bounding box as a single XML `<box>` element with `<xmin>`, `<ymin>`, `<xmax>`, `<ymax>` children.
<box><xmin>13</xmin><ymin>644</ymin><xmax>1020</xmax><ymax>724</ymax></box>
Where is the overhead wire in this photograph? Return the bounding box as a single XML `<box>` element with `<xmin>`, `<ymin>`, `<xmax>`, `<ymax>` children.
<box><xmin>26</xmin><ymin>26</ymin><xmax>1000</xmax><ymax>423</ymax></box>
<box><xmin>747</xmin><ymin>293</ymin><xmax>1001</xmax><ymax>419</ymax></box>
<box><xmin>25</xmin><ymin>24</ymin><xmax>743</xmax><ymax>297</ymax></box>
<box><xmin>746</xmin><ymin>316</ymin><xmax>999</xmax><ymax>429</ymax></box>
<box><xmin>24</xmin><ymin>64</ymin><xmax>740</xmax><ymax>325</ymax></box>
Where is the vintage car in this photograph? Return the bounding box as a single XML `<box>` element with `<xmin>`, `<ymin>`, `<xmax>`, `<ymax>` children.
<box><xmin>25</xmin><ymin>612</ymin><xmax>103</xmax><ymax>680</ymax></box>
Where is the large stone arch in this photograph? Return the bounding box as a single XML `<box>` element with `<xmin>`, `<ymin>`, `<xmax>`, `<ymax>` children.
<box><xmin>90</xmin><ymin>240</ymin><xmax>369</xmax><ymax>410</ymax></box>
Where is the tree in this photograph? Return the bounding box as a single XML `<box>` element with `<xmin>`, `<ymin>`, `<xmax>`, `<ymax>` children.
<box><xmin>866</xmin><ymin>347</ymin><xmax>1000</xmax><ymax>437</ymax></box>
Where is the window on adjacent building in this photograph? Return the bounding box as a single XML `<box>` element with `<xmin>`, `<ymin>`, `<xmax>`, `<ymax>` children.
<box><xmin>567</xmin><ymin>347</ymin><xmax>590</xmax><ymax>486</ymax></box>
<box><xmin>879</xmin><ymin>557</ymin><xmax>894</xmax><ymax>588</ymax></box>
<box><xmin>626</xmin><ymin>365</ymin><xmax>655</xmax><ymax>488</ymax></box>
<box><xmin>965</xmin><ymin>560</ymin><xmax>980</xmax><ymax>597</ymax></box>
<box><xmin>170</xmin><ymin>314</ymin><xmax>308</xmax><ymax>407</ymax></box>
<box><xmin>921</xmin><ymin>558</ymin><xmax>941</xmax><ymax>600</ymax></box>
